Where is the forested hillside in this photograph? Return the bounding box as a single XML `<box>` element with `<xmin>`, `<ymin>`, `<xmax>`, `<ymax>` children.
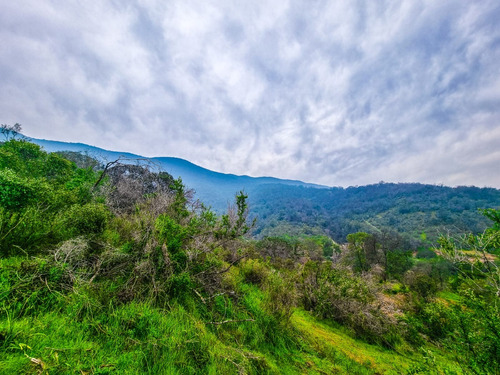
<box><xmin>1</xmin><ymin>139</ymin><xmax>499</xmax><ymax>374</ymax></box>
<box><xmin>250</xmin><ymin>183</ymin><xmax>500</xmax><ymax>242</ymax></box>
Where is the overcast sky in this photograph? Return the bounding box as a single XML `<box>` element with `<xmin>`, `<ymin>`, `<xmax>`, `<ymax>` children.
<box><xmin>1</xmin><ymin>1</ymin><xmax>500</xmax><ymax>187</ymax></box>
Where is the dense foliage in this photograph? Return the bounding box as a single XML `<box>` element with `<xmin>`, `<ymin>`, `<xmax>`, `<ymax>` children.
<box><xmin>1</xmin><ymin>139</ymin><xmax>499</xmax><ymax>374</ymax></box>
<box><xmin>250</xmin><ymin>182</ymin><xmax>500</xmax><ymax>244</ymax></box>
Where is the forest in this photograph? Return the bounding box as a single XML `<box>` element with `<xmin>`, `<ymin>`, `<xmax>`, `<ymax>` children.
<box><xmin>1</xmin><ymin>137</ymin><xmax>499</xmax><ymax>374</ymax></box>
<box><xmin>250</xmin><ymin>182</ymin><xmax>500</xmax><ymax>243</ymax></box>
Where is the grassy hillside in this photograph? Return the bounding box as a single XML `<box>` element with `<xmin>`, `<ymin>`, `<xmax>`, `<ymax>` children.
<box><xmin>1</xmin><ymin>139</ymin><xmax>499</xmax><ymax>374</ymax></box>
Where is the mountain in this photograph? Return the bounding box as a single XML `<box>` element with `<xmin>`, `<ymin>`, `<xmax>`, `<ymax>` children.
<box><xmin>29</xmin><ymin>137</ymin><xmax>500</xmax><ymax>243</ymax></box>
<box><xmin>28</xmin><ymin>137</ymin><xmax>327</xmax><ymax>212</ymax></box>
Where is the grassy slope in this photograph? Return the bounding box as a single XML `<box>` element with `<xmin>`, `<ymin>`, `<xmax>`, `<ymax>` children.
<box><xmin>0</xmin><ymin>308</ymin><xmax>464</xmax><ymax>375</ymax></box>
<box><xmin>291</xmin><ymin>310</ymin><xmax>463</xmax><ymax>375</ymax></box>
<box><xmin>0</xmin><ymin>260</ymin><xmax>342</xmax><ymax>374</ymax></box>
<box><xmin>1</xmin><ymin>256</ymin><xmax>464</xmax><ymax>375</ymax></box>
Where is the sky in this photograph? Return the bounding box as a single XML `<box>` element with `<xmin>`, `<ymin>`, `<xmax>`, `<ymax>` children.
<box><xmin>1</xmin><ymin>1</ymin><xmax>500</xmax><ymax>188</ymax></box>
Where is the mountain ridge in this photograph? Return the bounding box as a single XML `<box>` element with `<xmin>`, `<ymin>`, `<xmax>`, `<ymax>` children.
<box><xmin>26</xmin><ymin>136</ymin><xmax>500</xmax><ymax>243</ymax></box>
<box><xmin>28</xmin><ymin>137</ymin><xmax>327</xmax><ymax>211</ymax></box>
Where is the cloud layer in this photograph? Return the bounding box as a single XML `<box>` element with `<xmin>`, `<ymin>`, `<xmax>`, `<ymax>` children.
<box><xmin>1</xmin><ymin>0</ymin><xmax>500</xmax><ymax>187</ymax></box>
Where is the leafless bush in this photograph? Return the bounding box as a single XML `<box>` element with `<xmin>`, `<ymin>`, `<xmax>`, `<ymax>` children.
<box><xmin>104</xmin><ymin>164</ymin><xmax>174</xmax><ymax>215</ymax></box>
<box><xmin>53</xmin><ymin>237</ymin><xmax>89</xmax><ymax>266</ymax></box>
<box><xmin>298</xmin><ymin>260</ymin><xmax>401</xmax><ymax>345</ymax></box>
<box><xmin>53</xmin><ymin>237</ymin><xmax>133</xmax><ymax>284</ymax></box>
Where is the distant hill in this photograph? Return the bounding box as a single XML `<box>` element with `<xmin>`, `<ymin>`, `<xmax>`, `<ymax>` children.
<box><xmin>29</xmin><ymin>138</ymin><xmax>327</xmax><ymax>212</ymax></box>
<box><xmin>29</xmin><ymin>137</ymin><xmax>500</xmax><ymax>243</ymax></box>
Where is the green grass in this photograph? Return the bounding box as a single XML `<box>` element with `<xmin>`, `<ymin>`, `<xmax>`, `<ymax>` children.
<box><xmin>0</xmin><ymin>257</ymin><xmax>332</xmax><ymax>374</ymax></box>
<box><xmin>291</xmin><ymin>309</ymin><xmax>465</xmax><ymax>375</ymax></box>
<box><xmin>436</xmin><ymin>291</ymin><xmax>461</xmax><ymax>303</ymax></box>
<box><xmin>0</xmin><ymin>256</ymin><xmax>468</xmax><ymax>374</ymax></box>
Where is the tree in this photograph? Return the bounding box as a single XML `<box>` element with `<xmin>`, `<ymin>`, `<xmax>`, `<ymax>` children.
<box><xmin>436</xmin><ymin>208</ymin><xmax>500</xmax><ymax>297</ymax></box>
<box><xmin>375</xmin><ymin>230</ymin><xmax>413</xmax><ymax>279</ymax></box>
<box><xmin>1</xmin><ymin>123</ymin><xmax>23</xmax><ymax>141</ymax></box>
<box><xmin>0</xmin><ymin>139</ymin><xmax>101</xmax><ymax>256</ymax></box>
<box><xmin>217</xmin><ymin>191</ymin><xmax>255</xmax><ymax>241</ymax></box>
<box><xmin>346</xmin><ymin>232</ymin><xmax>377</xmax><ymax>272</ymax></box>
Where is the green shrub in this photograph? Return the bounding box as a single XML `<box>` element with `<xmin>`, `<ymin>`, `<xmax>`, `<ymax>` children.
<box><xmin>240</xmin><ymin>258</ymin><xmax>269</xmax><ymax>286</ymax></box>
<box><xmin>386</xmin><ymin>250</ymin><xmax>413</xmax><ymax>279</ymax></box>
<box><xmin>405</xmin><ymin>271</ymin><xmax>438</xmax><ymax>300</ymax></box>
<box><xmin>0</xmin><ymin>169</ymin><xmax>37</xmax><ymax>209</ymax></box>
<box><xmin>416</xmin><ymin>248</ymin><xmax>437</xmax><ymax>259</ymax></box>
<box><xmin>414</xmin><ymin>301</ymin><xmax>454</xmax><ymax>341</ymax></box>
<box><xmin>263</xmin><ymin>270</ymin><xmax>297</xmax><ymax>321</ymax></box>
<box><xmin>168</xmin><ymin>272</ymin><xmax>194</xmax><ymax>299</ymax></box>
<box><xmin>61</xmin><ymin>203</ymin><xmax>110</xmax><ymax>237</ymax></box>
<box><xmin>0</xmin><ymin>206</ymin><xmax>53</xmax><ymax>256</ymax></box>
<box><xmin>0</xmin><ymin>257</ymin><xmax>72</xmax><ymax>319</ymax></box>
<box><xmin>298</xmin><ymin>261</ymin><xmax>400</xmax><ymax>346</ymax></box>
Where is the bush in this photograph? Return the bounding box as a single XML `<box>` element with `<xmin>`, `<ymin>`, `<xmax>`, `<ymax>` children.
<box><xmin>263</xmin><ymin>270</ymin><xmax>297</xmax><ymax>321</ymax></box>
<box><xmin>0</xmin><ymin>206</ymin><xmax>53</xmax><ymax>256</ymax></box>
<box><xmin>416</xmin><ymin>248</ymin><xmax>437</xmax><ymax>259</ymax></box>
<box><xmin>0</xmin><ymin>169</ymin><xmax>37</xmax><ymax>209</ymax></box>
<box><xmin>414</xmin><ymin>301</ymin><xmax>454</xmax><ymax>341</ymax></box>
<box><xmin>298</xmin><ymin>261</ymin><xmax>400</xmax><ymax>346</ymax></box>
<box><xmin>240</xmin><ymin>258</ymin><xmax>269</xmax><ymax>286</ymax></box>
<box><xmin>168</xmin><ymin>272</ymin><xmax>194</xmax><ymax>300</ymax></box>
<box><xmin>386</xmin><ymin>250</ymin><xmax>413</xmax><ymax>279</ymax></box>
<box><xmin>61</xmin><ymin>203</ymin><xmax>110</xmax><ymax>237</ymax></box>
<box><xmin>405</xmin><ymin>270</ymin><xmax>438</xmax><ymax>300</ymax></box>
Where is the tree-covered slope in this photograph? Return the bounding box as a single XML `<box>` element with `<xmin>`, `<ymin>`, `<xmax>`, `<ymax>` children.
<box><xmin>250</xmin><ymin>183</ymin><xmax>500</xmax><ymax>242</ymax></box>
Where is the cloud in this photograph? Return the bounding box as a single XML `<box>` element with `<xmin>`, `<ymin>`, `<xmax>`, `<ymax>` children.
<box><xmin>1</xmin><ymin>0</ymin><xmax>500</xmax><ymax>187</ymax></box>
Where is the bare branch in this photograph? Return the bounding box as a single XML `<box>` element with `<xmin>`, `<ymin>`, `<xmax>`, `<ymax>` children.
<box><xmin>206</xmin><ymin>319</ymin><xmax>255</xmax><ymax>325</ymax></box>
